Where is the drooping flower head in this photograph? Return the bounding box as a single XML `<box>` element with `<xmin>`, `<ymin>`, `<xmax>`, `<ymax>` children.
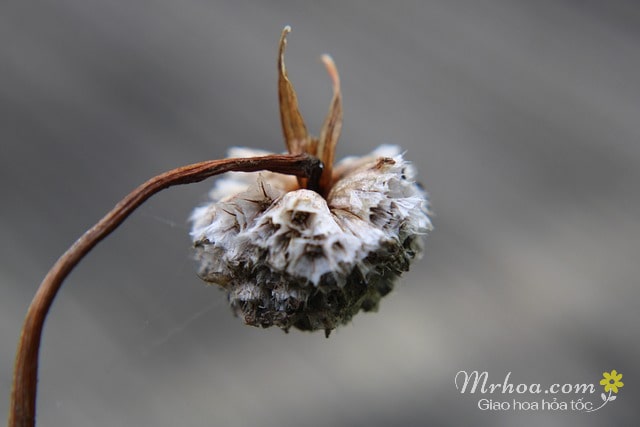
<box><xmin>190</xmin><ymin>27</ymin><xmax>432</xmax><ymax>335</ymax></box>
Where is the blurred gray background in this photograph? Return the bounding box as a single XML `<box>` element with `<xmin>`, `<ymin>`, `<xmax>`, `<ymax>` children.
<box><xmin>2</xmin><ymin>0</ymin><xmax>639</xmax><ymax>426</ymax></box>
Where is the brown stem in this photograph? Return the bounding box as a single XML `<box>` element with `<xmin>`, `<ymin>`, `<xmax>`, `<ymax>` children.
<box><xmin>8</xmin><ymin>153</ymin><xmax>323</xmax><ymax>427</ymax></box>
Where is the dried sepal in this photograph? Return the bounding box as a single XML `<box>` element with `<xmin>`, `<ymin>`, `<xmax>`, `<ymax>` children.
<box><xmin>278</xmin><ymin>26</ymin><xmax>309</xmax><ymax>157</ymax></box>
<box><xmin>278</xmin><ymin>27</ymin><xmax>343</xmax><ymax>196</ymax></box>
<box><xmin>317</xmin><ymin>54</ymin><xmax>342</xmax><ymax>195</ymax></box>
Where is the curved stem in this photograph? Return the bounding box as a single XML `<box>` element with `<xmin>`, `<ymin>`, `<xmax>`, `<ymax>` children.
<box><xmin>8</xmin><ymin>153</ymin><xmax>322</xmax><ymax>427</ymax></box>
<box><xmin>585</xmin><ymin>390</ymin><xmax>612</xmax><ymax>412</ymax></box>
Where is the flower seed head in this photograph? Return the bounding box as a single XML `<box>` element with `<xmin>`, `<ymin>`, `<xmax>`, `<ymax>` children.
<box><xmin>190</xmin><ymin>27</ymin><xmax>432</xmax><ymax>335</ymax></box>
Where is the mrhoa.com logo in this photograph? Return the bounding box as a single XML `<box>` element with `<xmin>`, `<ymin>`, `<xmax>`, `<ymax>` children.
<box><xmin>454</xmin><ymin>370</ymin><xmax>624</xmax><ymax>412</ymax></box>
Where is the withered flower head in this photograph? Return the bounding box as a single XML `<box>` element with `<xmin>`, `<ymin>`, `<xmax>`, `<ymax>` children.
<box><xmin>190</xmin><ymin>27</ymin><xmax>432</xmax><ymax>335</ymax></box>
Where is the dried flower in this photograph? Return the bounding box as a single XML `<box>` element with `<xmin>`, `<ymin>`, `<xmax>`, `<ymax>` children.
<box><xmin>190</xmin><ymin>27</ymin><xmax>432</xmax><ymax>335</ymax></box>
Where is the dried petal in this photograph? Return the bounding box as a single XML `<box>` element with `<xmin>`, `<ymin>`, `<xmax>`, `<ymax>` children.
<box><xmin>191</xmin><ymin>146</ymin><xmax>432</xmax><ymax>333</ymax></box>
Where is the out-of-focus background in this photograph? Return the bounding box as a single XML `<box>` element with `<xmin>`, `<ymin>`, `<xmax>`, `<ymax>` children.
<box><xmin>2</xmin><ymin>1</ymin><xmax>639</xmax><ymax>425</ymax></box>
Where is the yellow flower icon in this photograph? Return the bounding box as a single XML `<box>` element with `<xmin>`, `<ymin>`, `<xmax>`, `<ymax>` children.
<box><xmin>600</xmin><ymin>370</ymin><xmax>624</xmax><ymax>393</ymax></box>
